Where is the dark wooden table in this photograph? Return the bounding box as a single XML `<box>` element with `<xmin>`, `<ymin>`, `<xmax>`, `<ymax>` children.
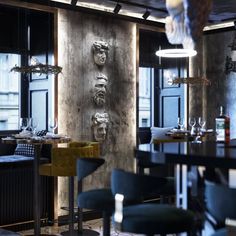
<box><xmin>136</xmin><ymin>141</ymin><xmax>236</xmax><ymax>209</ymax></box>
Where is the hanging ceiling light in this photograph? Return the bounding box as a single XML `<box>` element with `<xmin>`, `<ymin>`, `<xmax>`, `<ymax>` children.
<box><xmin>11</xmin><ymin>57</ymin><xmax>62</xmax><ymax>75</ymax></box>
<box><xmin>113</xmin><ymin>3</ymin><xmax>122</xmax><ymax>14</ymax></box>
<box><xmin>170</xmin><ymin>76</ymin><xmax>211</xmax><ymax>86</ymax></box>
<box><xmin>155</xmin><ymin>48</ymin><xmax>197</xmax><ymax>58</ymax></box>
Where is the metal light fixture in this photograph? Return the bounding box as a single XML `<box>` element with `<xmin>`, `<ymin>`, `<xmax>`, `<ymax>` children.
<box><xmin>113</xmin><ymin>3</ymin><xmax>121</xmax><ymax>14</ymax></box>
<box><xmin>170</xmin><ymin>76</ymin><xmax>211</xmax><ymax>86</ymax></box>
<box><xmin>142</xmin><ymin>9</ymin><xmax>150</xmax><ymax>20</ymax></box>
<box><xmin>11</xmin><ymin>57</ymin><xmax>62</xmax><ymax>75</ymax></box>
<box><xmin>155</xmin><ymin>48</ymin><xmax>197</xmax><ymax>58</ymax></box>
<box><xmin>71</xmin><ymin>0</ymin><xmax>78</xmax><ymax>6</ymax></box>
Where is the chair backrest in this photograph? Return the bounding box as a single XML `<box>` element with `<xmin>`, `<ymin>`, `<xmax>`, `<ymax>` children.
<box><xmin>205</xmin><ymin>180</ymin><xmax>236</xmax><ymax>225</ymax></box>
<box><xmin>111</xmin><ymin>168</ymin><xmax>168</xmax><ymax>202</ymax></box>
<box><xmin>69</xmin><ymin>141</ymin><xmax>100</xmax><ymax>157</ymax></box>
<box><xmin>51</xmin><ymin>146</ymin><xmax>94</xmax><ymax>176</ymax></box>
<box><xmin>77</xmin><ymin>157</ymin><xmax>105</xmax><ymax>181</ymax></box>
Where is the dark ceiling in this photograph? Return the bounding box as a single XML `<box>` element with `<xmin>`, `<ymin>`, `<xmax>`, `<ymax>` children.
<box><xmin>75</xmin><ymin>0</ymin><xmax>236</xmax><ymax>23</ymax></box>
<box><xmin>2</xmin><ymin>0</ymin><xmax>236</xmax><ymax>28</ymax></box>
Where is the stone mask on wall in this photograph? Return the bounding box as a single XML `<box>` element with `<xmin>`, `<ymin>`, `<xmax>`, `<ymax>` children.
<box><xmin>92</xmin><ymin>112</ymin><xmax>109</xmax><ymax>142</ymax></box>
<box><xmin>93</xmin><ymin>73</ymin><xmax>108</xmax><ymax>106</ymax></box>
<box><xmin>92</xmin><ymin>41</ymin><xmax>109</xmax><ymax>66</ymax></box>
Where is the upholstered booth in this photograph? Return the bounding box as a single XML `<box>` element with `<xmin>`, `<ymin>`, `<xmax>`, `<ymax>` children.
<box><xmin>111</xmin><ymin>169</ymin><xmax>195</xmax><ymax>236</ymax></box>
<box><xmin>39</xmin><ymin>142</ymin><xmax>99</xmax><ymax>235</ymax></box>
<box><xmin>77</xmin><ymin>157</ymin><xmax>114</xmax><ymax>236</ymax></box>
<box><xmin>205</xmin><ymin>181</ymin><xmax>236</xmax><ymax>236</ymax></box>
<box><xmin>0</xmin><ymin>143</ymin><xmax>53</xmax><ymax>230</ymax></box>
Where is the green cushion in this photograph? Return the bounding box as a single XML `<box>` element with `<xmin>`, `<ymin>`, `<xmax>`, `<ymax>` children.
<box><xmin>78</xmin><ymin>188</ymin><xmax>114</xmax><ymax>211</ymax></box>
<box><xmin>118</xmin><ymin>203</ymin><xmax>194</xmax><ymax>235</ymax></box>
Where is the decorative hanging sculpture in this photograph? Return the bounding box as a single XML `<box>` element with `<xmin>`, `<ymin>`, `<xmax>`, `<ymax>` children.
<box><xmin>93</xmin><ymin>73</ymin><xmax>108</xmax><ymax>106</ymax></box>
<box><xmin>92</xmin><ymin>41</ymin><xmax>109</xmax><ymax>66</ymax></box>
<box><xmin>165</xmin><ymin>0</ymin><xmax>212</xmax><ymax>49</ymax></box>
<box><xmin>92</xmin><ymin>112</ymin><xmax>109</xmax><ymax>142</ymax></box>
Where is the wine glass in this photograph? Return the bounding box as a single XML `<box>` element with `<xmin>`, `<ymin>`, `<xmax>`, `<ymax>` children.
<box><xmin>198</xmin><ymin>117</ymin><xmax>206</xmax><ymax>132</ymax></box>
<box><xmin>48</xmin><ymin>118</ymin><xmax>58</xmax><ymax>134</ymax></box>
<box><xmin>177</xmin><ymin>117</ymin><xmax>184</xmax><ymax>131</ymax></box>
<box><xmin>29</xmin><ymin>118</ymin><xmax>39</xmax><ymax>136</ymax></box>
<box><xmin>19</xmin><ymin>118</ymin><xmax>29</xmax><ymax>132</ymax></box>
<box><xmin>188</xmin><ymin>117</ymin><xmax>196</xmax><ymax>135</ymax></box>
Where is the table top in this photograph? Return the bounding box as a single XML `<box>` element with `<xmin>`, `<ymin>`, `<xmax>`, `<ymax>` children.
<box><xmin>136</xmin><ymin>141</ymin><xmax>236</xmax><ymax>169</ymax></box>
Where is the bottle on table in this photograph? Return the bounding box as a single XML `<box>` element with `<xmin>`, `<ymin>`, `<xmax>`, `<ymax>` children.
<box><xmin>215</xmin><ymin>106</ymin><xmax>230</xmax><ymax>143</ymax></box>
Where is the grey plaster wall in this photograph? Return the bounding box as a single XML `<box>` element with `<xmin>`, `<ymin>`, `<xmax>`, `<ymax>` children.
<box><xmin>57</xmin><ymin>9</ymin><xmax>137</xmax><ymax>214</ymax></box>
<box><xmin>188</xmin><ymin>38</ymin><xmax>206</xmax><ymax>120</ymax></box>
<box><xmin>203</xmin><ymin>31</ymin><xmax>236</xmax><ymax>137</ymax></box>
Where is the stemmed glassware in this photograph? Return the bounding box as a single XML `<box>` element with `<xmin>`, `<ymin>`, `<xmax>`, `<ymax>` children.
<box><xmin>29</xmin><ymin>118</ymin><xmax>39</xmax><ymax>136</ymax></box>
<box><xmin>188</xmin><ymin>117</ymin><xmax>196</xmax><ymax>135</ymax></box>
<box><xmin>177</xmin><ymin>117</ymin><xmax>184</xmax><ymax>131</ymax></box>
<box><xmin>19</xmin><ymin>118</ymin><xmax>29</xmax><ymax>132</ymax></box>
<box><xmin>48</xmin><ymin>118</ymin><xmax>58</xmax><ymax>134</ymax></box>
<box><xmin>198</xmin><ymin>117</ymin><xmax>206</xmax><ymax>132</ymax></box>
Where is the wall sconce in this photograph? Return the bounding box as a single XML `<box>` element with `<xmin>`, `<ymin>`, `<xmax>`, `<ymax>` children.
<box><xmin>142</xmin><ymin>9</ymin><xmax>150</xmax><ymax>20</ymax></box>
<box><xmin>113</xmin><ymin>3</ymin><xmax>122</xmax><ymax>14</ymax></box>
<box><xmin>225</xmin><ymin>56</ymin><xmax>236</xmax><ymax>74</ymax></box>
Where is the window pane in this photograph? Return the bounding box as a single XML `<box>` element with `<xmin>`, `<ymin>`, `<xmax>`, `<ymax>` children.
<box><xmin>139</xmin><ymin>67</ymin><xmax>152</xmax><ymax>128</ymax></box>
<box><xmin>0</xmin><ymin>53</ymin><xmax>20</xmax><ymax>130</ymax></box>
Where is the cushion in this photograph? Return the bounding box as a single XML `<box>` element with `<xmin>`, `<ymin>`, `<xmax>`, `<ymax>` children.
<box><xmin>78</xmin><ymin>188</ymin><xmax>114</xmax><ymax>211</ymax></box>
<box><xmin>0</xmin><ymin>228</ymin><xmax>21</xmax><ymax>235</ymax></box>
<box><xmin>211</xmin><ymin>228</ymin><xmax>227</xmax><ymax>236</ymax></box>
<box><xmin>115</xmin><ymin>203</ymin><xmax>194</xmax><ymax>234</ymax></box>
<box><xmin>14</xmin><ymin>144</ymin><xmax>35</xmax><ymax>157</ymax></box>
<box><xmin>150</xmin><ymin>127</ymin><xmax>173</xmax><ymax>142</ymax></box>
<box><xmin>0</xmin><ymin>155</ymin><xmax>33</xmax><ymax>163</ymax></box>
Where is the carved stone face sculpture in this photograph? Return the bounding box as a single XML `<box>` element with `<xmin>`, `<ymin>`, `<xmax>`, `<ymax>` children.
<box><xmin>92</xmin><ymin>112</ymin><xmax>109</xmax><ymax>142</ymax></box>
<box><xmin>93</xmin><ymin>73</ymin><xmax>108</xmax><ymax>106</ymax></box>
<box><xmin>92</xmin><ymin>41</ymin><xmax>109</xmax><ymax>66</ymax></box>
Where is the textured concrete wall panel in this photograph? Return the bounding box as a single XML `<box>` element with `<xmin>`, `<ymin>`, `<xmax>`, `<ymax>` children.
<box><xmin>57</xmin><ymin>10</ymin><xmax>136</xmax><ymax>214</ymax></box>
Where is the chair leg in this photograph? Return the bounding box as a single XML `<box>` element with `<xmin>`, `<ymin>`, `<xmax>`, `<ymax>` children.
<box><xmin>102</xmin><ymin>211</ymin><xmax>111</xmax><ymax>236</ymax></box>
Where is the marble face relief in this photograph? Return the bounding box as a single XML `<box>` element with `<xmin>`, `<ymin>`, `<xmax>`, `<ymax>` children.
<box><xmin>92</xmin><ymin>41</ymin><xmax>109</xmax><ymax>66</ymax></box>
<box><xmin>93</xmin><ymin>73</ymin><xmax>108</xmax><ymax>106</ymax></box>
<box><xmin>92</xmin><ymin>112</ymin><xmax>109</xmax><ymax>142</ymax></box>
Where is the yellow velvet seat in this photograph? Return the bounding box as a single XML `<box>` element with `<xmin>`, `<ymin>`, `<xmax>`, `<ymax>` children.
<box><xmin>39</xmin><ymin>141</ymin><xmax>100</xmax><ymax>176</ymax></box>
<box><xmin>39</xmin><ymin>141</ymin><xmax>100</xmax><ymax>235</ymax></box>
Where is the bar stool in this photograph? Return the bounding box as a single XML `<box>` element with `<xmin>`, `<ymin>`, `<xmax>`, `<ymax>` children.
<box><xmin>39</xmin><ymin>143</ymin><xmax>97</xmax><ymax>236</ymax></box>
<box><xmin>111</xmin><ymin>169</ymin><xmax>195</xmax><ymax>236</ymax></box>
<box><xmin>205</xmin><ymin>181</ymin><xmax>236</xmax><ymax>236</ymax></box>
<box><xmin>77</xmin><ymin>157</ymin><xmax>114</xmax><ymax>236</ymax></box>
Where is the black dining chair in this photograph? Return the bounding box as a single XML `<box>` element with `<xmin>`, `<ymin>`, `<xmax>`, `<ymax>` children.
<box><xmin>76</xmin><ymin>157</ymin><xmax>114</xmax><ymax>236</ymax></box>
<box><xmin>111</xmin><ymin>168</ymin><xmax>195</xmax><ymax>236</ymax></box>
<box><xmin>205</xmin><ymin>180</ymin><xmax>236</xmax><ymax>236</ymax></box>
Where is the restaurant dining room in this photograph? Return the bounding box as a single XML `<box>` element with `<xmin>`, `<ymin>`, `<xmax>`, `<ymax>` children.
<box><xmin>0</xmin><ymin>0</ymin><xmax>236</xmax><ymax>236</ymax></box>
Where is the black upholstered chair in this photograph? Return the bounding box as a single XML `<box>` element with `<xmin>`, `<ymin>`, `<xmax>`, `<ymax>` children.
<box><xmin>77</xmin><ymin>157</ymin><xmax>114</xmax><ymax>236</ymax></box>
<box><xmin>205</xmin><ymin>181</ymin><xmax>236</xmax><ymax>236</ymax></box>
<box><xmin>111</xmin><ymin>169</ymin><xmax>195</xmax><ymax>236</ymax></box>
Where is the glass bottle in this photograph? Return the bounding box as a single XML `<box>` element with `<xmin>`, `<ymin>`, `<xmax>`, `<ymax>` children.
<box><xmin>215</xmin><ymin>106</ymin><xmax>230</xmax><ymax>143</ymax></box>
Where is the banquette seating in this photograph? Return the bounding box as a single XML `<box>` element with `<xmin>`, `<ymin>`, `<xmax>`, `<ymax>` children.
<box><xmin>0</xmin><ymin>142</ymin><xmax>53</xmax><ymax>230</ymax></box>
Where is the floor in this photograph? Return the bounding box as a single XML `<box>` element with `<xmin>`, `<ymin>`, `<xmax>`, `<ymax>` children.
<box><xmin>18</xmin><ymin>219</ymin><xmax>141</xmax><ymax>236</ymax></box>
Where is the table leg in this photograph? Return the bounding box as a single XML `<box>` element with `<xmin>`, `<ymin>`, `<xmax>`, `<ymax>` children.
<box><xmin>34</xmin><ymin>144</ymin><xmax>41</xmax><ymax>236</ymax></box>
<box><xmin>176</xmin><ymin>164</ymin><xmax>188</xmax><ymax>209</ymax></box>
